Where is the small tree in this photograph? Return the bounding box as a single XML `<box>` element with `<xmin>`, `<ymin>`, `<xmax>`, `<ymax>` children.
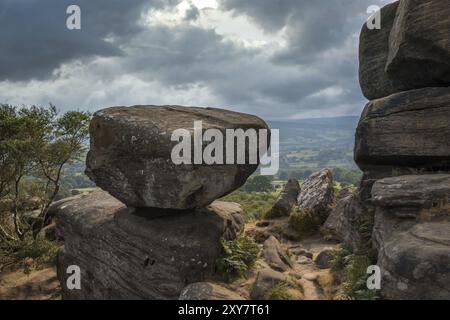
<box><xmin>33</xmin><ymin>111</ymin><xmax>91</xmax><ymax>237</ymax></box>
<box><xmin>242</xmin><ymin>175</ymin><xmax>274</xmax><ymax>192</ymax></box>
<box><xmin>0</xmin><ymin>104</ymin><xmax>90</xmax><ymax>240</ymax></box>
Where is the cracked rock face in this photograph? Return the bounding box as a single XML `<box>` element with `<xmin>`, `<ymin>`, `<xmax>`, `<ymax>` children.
<box><xmin>355</xmin><ymin>87</ymin><xmax>450</xmax><ymax>177</ymax></box>
<box><xmin>55</xmin><ymin>191</ymin><xmax>244</xmax><ymax>300</ymax></box>
<box><xmin>371</xmin><ymin>175</ymin><xmax>450</xmax><ymax>299</ymax></box>
<box><xmin>359</xmin><ymin>0</ymin><xmax>450</xmax><ymax>100</ymax></box>
<box><xmin>86</xmin><ymin>105</ymin><xmax>269</xmax><ymax>209</ymax></box>
<box><xmin>386</xmin><ymin>0</ymin><xmax>450</xmax><ymax>90</ymax></box>
<box><xmin>297</xmin><ymin>169</ymin><xmax>334</xmax><ymax>223</ymax></box>
<box><xmin>359</xmin><ymin>1</ymin><xmax>400</xmax><ymax>100</ymax></box>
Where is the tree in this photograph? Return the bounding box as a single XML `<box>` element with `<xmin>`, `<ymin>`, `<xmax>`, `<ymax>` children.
<box><xmin>242</xmin><ymin>175</ymin><xmax>274</xmax><ymax>192</ymax></box>
<box><xmin>0</xmin><ymin>104</ymin><xmax>91</xmax><ymax>240</ymax></box>
<box><xmin>33</xmin><ymin>110</ymin><xmax>91</xmax><ymax>237</ymax></box>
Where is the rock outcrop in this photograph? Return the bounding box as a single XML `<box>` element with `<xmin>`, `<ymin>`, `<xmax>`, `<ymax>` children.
<box><xmin>298</xmin><ymin>169</ymin><xmax>334</xmax><ymax>224</ymax></box>
<box><xmin>351</xmin><ymin>0</ymin><xmax>450</xmax><ymax>300</ymax></box>
<box><xmin>355</xmin><ymin>87</ymin><xmax>450</xmax><ymax>178</ymax></box>
<box><xmin>386</xmin><ymin>0</ymin><xmax>450</xmax><ymax>90</ymax></box>
<box><xmin>86</xmin><ymin>105</ymin><xmax>269</xmax><ymax>209</ymax></box>
<box><xmin>265</xmin><ymin>179</ymin><xmax>300</xmax><ymax>218</ymax></box>
<box><xmin>56</xmin><ymin>191</ymin><xmax>244</xmax><ymax>299</ymax></box>
<box><xmin>372</xmin><ymin>175</ymin><xmax>450</xmax><ymax>300</ymax></box>
<box><xmin>359</xmin><ymin>1</ymin><xmax>401</xmax><ymax>100</ymax></box>
<box><xmin>359</xmin><ymin>0</ymin><xmax>450</xmax><ymax>100</ymax></box>
<box><xmin>54</xmin><ymin>106</ymin><xmax>265</xmax><ymax>300</ymax></box>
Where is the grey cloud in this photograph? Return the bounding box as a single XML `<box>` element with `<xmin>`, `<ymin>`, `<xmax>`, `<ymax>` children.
<box><xmin>0</xmin><ymin>0</ymin><xmax>390</xmax><ymax>119</ymax></box>
<box><xmin>0</xmin><ymin>0</ymin><xmax>178</xmax><ymax>81</ymax></box>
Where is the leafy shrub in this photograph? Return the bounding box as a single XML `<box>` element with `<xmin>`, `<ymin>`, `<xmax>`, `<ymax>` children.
<box><xmin>0</xmin><ymin>232</ymin><xmax>60</xmax><ymax>273</ymax></box>
<box><xmin>330</xmin><ymin>247</ymin><xmax>377</xmax><ymax>300</ymax></box>
<box><xmin>221</xmin><ymin>191</ymin><xmax>277</xmax><ymax>221</ymax></box>
<box><xmin>241</xmin><ymin>175</ymin><xmax>274</xmax><ymax>192</ymax></box>
<box><xmin>265</xmin><ymin>281</ymin><xmax>302</xmax><ymax>300</ymax></box>
<box><xmin>216</xmin><ymin>235</ymin><xmax>260</xmax><ymax>282</ymax></box>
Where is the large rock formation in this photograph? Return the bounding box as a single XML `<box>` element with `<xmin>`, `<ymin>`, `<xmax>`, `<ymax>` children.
<box><xmin>359</xmin><ymin>0</ymin><xmax>450</xmax><ymax>100</ymax></box>
<box><xmin>372</xmin><ymin>175</ymin><xmax>450</xmax><ymax>300</ymax></box>
<box><xmin>359</xmin><ymin>1</ymin><xmax>401</xmax><ymax>100</ymax></box>
<box><xmin>350</xmin><ymin>0</ymin><xmax>450</xmax><ymax>300</ymax></box>
<box><xmin>355</xmin><ymin>87</ymin><xmax>450</xmax><ymax>178</ymax></box>
<box><xmin>86</xmin><ymin>105</ymin><xmax>269</xmax><ymax>209</ymax></box>
<box><xmin>56</xmin><ymin>191</ymin><xmax>244</xmax><ymax>299</ymax></box>
<box><xmin>386</xmin><ymin>0</ymin><xmax>450</xmax><ymax>89</ymax></box>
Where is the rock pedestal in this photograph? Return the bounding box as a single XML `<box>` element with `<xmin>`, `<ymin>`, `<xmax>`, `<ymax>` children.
<box><xmin>56</xmin><ymin>191</ymin><xmax>243</xmax><ymax>299</ymax></box>
<box><xmin>55</xmin><ymin>106</ymin><xmax>259</xmax><ymax>299</ymax></box>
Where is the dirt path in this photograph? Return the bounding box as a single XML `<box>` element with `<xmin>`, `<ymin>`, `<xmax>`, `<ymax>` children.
<box><xmin>0</xmin><ymin>267</ymin><xmax>60</xmax><ymax>300</ymax></box>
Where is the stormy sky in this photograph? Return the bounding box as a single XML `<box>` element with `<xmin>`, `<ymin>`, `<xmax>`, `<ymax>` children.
<box><xmin>0</xmin><ymin>0</ymin><xmax>394</xmax><ymax>120</ymax></box>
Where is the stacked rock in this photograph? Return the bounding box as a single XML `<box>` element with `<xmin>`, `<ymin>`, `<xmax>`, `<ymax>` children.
<box><xmin>55</xmin><ymin>105</ymin><xmax>270</xmax><ymax>299</ymax></box>
<box><xmin>355</xmin><ymin>0</ymin><xmax>450</xmax><ymax>299</ymax></box>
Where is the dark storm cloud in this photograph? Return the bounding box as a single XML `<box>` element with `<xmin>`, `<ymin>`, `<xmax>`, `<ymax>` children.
<box><xmin>0</xmin><ymin>0</ymin><xmax>177</xmax><ymax>81</ymax></box>
<box><xmin>0</xmin><ymin>0</ymin><xmax>393</xmax><ymax>119</ymax></box>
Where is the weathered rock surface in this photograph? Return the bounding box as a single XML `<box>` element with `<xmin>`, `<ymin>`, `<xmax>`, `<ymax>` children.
<box><xmin>179</xmin><ymin>282</ymin><xmax>244</xmax><ymax>300</ymax></box>
<box><xmin>355</xmin><ymin>87</ymin><xmax>450</xmax><ymax>177</ymax></box>
<box><xmin>86</xmin><ymin>105</ymin><xmax>269</xmax><ymax>209</ymax></box>
<box><xmin>265</xmin><ymin>179</ymin><xmax>300</xmax><ymax>219</ymax></box>
<box><xmin>56</xmin><ymin>191</ymin><xmax>244</xmax><ymax>300</ymax></box>
<box><xmin>359</xmin><ymin>1</ymin><xmax>401</xmax><ymax>100</ymax></box>
<box><xmin>263</xmin><ymin>236</ymin><xmax>292</xmax><ymax>272</ymax></box>
<box><xmin>297</xmin><ymin>169</ymin><xmax>334</xmax><ymax>224</ymax></box>
<box><xmin>386</xmin><ymin>0</ymin><xmax>450</xmax><ymax>90</ymax></box>
<box><xmin>321</xmin><ymin>190</ymin><xmax>372</xmax><ymax>251</ymax></box>
<box><xmin>372</xmin><ymin>174</ymin><xmax>450</xmax><ymax>218</ymax></box>
<box><xmin>250</xmin><ymin>268</ymin><xmax>287</xmax><ymax>300</ymax></box>
<box><xmin>372</xmin><ymin>175</ymin><xmax>450</xmax><ymax>299</ymax></box>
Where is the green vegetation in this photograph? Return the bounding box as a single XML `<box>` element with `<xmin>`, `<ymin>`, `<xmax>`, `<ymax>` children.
<box><xmin>221</xmin><ymin>191</ymin><xmax>277</xmax><ymax>221</ymax></box>
<box><xmin>330</xmin><ymin>247</ymin><xmax>378</xmax><ymax>300</ymax></box>
<box><xmin>288</xmin><ymin>207</ymin><xmax>321</xmax><ymax>239</ymax></box>
<box><xmin>216</xmin><ymin>234</ymin><xmax>261</xmax><ymax>282</ymax></box>
<box><xmin>265</xmin><ymin>281</ymin><xmax>303</xmax><ymax>300</ymax></box>
<box><xmin>0</xmin><ymin>232</ymin><xmax>61</xmax><ymax>274</ymax></box>
<box><xmin>0</xmin><ymin>104</ymin><xmax>90</xmax><ymax>272</ymax></box>
<box><xmin>240</xmin><ymin>175</ymin><xmax>274</xmax><ymax>192</ymax></box>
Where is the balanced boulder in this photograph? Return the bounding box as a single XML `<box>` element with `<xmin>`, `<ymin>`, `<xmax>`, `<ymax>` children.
<box><xmin>86</xmin><ymin>105</ymin><xmax>269</xmax><ymax>209</ymax></box>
